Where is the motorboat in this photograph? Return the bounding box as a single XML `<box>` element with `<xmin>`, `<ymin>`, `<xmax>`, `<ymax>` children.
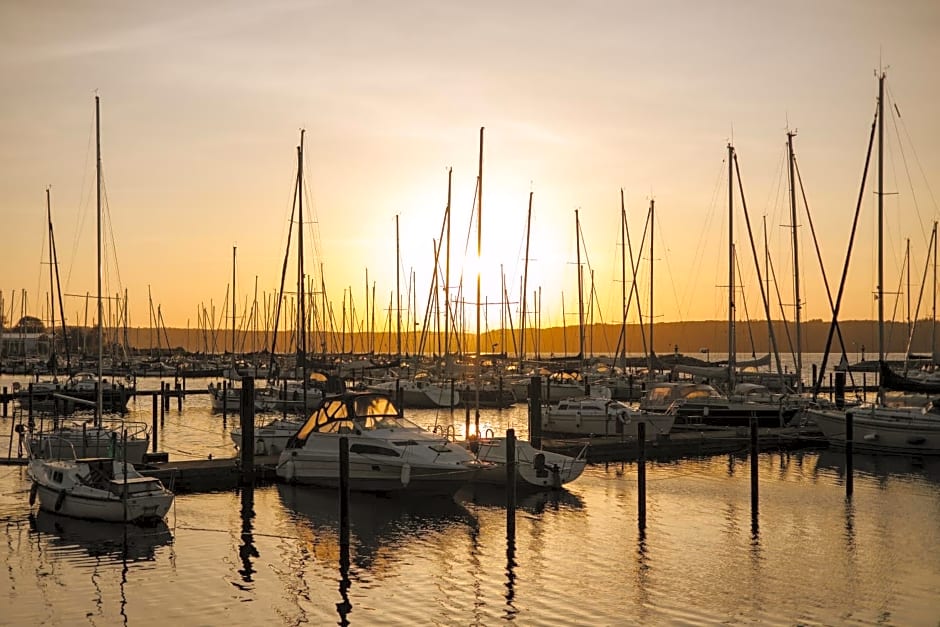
<box><xmin>639</xmin><ymin>381</ymin><xmax>795</xmax><ymax>427</ymax></box>
<box><xmin>19</xmin><ymin>425</ymin><xmax>173</xmax><ymax>525</ymax></box>
<box><xmin>364</xmin><ymin>376</ymin><xmax>460</xmax><ymax>408</ymax></box>
<box><xmin>277</xmin><ymin>392</ymin><xmax>484</xmax><ymax>494</ymax></box>
<box><xmin>511</xmin><ymin>370</ymin><xmax>611</xmax><ymax>403</ymax></box>
<box><xmin>469</xmin><ymin>436</ymin><xmax>588</xmax><ymax>489</ymax></box>
<box><xmin>231</xmin><ymin>416</ymin><xmax>304</xmax><ymax>456</ymax></box>
<box><xmin>543</xmin><ymin>396</ymin><xmax>675</xmax><ymax>439</ymax></box>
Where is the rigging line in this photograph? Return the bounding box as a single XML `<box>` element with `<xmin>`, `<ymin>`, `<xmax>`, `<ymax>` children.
<box><xmin>733</xmin><ymin>248</ymin><xmax>758</xmax><ymax>357</ymax></box>
<box><xmin>903</xmin><ymin>228</ymin><xmax>936</xmax><ymax>364</ymax></box>
<box><xmin>886</xmin><ymin>83</ymin><xmax>933</xmax><ymax>246</ymax></box>
<box><xmin>794</xmin><ymin>158</ymin><xmax>855</xmax><ymax>387</ymax></box>
<box><xmin>890</xmin><ymin>88</ymin><xmax>940</xmax><ymax>222</ymax></box>
<box><xmin>765</xmin><ymin>240</ymin><xmax>795</xmax><ymax>360</ymax></box>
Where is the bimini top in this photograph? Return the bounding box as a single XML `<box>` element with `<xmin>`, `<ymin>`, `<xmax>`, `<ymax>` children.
<box><xmin>287</xmin><ymin>392</ymin><xmax>426</xmax><ymax>447</ymax></box>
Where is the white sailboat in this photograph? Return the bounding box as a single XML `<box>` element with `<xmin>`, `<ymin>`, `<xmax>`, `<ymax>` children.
<box><xmin>805</xmin><ymin>71</ymin><xmax>940</xmax><ymax>455</ymax></box>
<box><xmin>24</xmin><ymin>96</ymin><xmax>173</xmax><ymax>523</ymax></box>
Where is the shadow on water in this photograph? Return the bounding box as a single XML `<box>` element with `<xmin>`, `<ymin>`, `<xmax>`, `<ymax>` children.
<box><xmin>237</xmin><ymin>486</ymin><xmax>258</xmax><ymax>586</ymax></box>
<box><xmin>28</xmin><ymin>510</ymin><xmax>173</xmax><ymax>563</ymax></box>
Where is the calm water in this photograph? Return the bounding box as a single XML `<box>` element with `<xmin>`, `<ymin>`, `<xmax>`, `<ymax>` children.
<box><xmin>2</xmin><ymin>375</ymin><xmax>939</xmax><ymax>625</ymax></box>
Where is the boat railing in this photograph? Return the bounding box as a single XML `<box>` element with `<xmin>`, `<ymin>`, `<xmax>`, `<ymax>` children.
<box><xmin>664</xmin><ymin>400</ymin><xmax>684</xmax><ymax>415</ymax></box>
<box><xmin>432</xmin><ymin>424</ymin><xmax>458</xmax><ymax>441</ymax></box>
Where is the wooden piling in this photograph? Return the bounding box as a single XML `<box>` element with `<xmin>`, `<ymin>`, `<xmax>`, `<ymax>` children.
<box><xmin>176</xmin><ymin>383</ymin><xmax>182</xmax><ymax>412</ymax></box>
<box><xmin>152</xmin><ymin>393</ymin><xmax>158</xmax><ymax>453</ymax></box>
<box><xmin>28</xmin><ymin>383</ymin><xmax>34</xmax><ymax>428</ymax></box>
<box><xmin>637</xmin><ymin>421</ymin><xmax>646</xmax><ymax>530</ymax></box>
<box><xmin>845</xmin><ymin>411</ymin><xmax>854</xmax><ymax>498</ymax></box>
<box><xmin>2</xmin><ymin>386</ymin><xmax>7</xmax><ymax>417</ymax></box>
<box><xmin>528</xmin><ymin>376</ymin><xmax>542</xmax><ymax>450</ymax></box>
<box><xmin>222</xmin><ymin>380</ymin><xmax>228</xmax><ymax>425</ymax></box>
<box><xmin>239</xmin><ymin>377</ymin><xmax>255</xmax><ymax>485</ymax></box>
<box><xmin>160</xmin><ymin>382</ymin><xmax>166</xmax><ymax>424</ymax></box>
<box><xmin>834</xmin><ymin>371</ymin><xmax>846</xmax><ymax>410</ymax></box>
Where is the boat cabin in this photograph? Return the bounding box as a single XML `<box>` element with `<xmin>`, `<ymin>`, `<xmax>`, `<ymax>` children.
<box><xmin>287</xmin><ymin>392</ymin><xmax>424</xmax><ymax>446</ymax></box>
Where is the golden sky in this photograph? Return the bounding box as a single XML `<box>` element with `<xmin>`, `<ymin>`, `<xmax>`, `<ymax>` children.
<box><xmin>1</xmin><ymin>0</ymin><xmax>938</xmax><ymax>335</ymax></box>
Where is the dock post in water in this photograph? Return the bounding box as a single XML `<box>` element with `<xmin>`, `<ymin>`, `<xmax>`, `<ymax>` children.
<box><xmin>750</xmin><ymin>413</ymin><xmax>759</xmax><ymax>516</ymax></box>
<box><xmin>834</xmin><ymin>371</ymin><xmax>846</xmax><ymax>410</ymax></box>
<box><xmin>506</xmin><ymin>428</ymin><xmax>517</xmax><ymax>541</ymax></box>
<box><xmin>222</xmin><ymin>380</ymin><xmax>228</xmax><ymax>425</ymax></box>
<box><xmin>27</xmin><ymin>383</ymin><xmax>34</xmax><ymax>429</ymax></box>
<box><xmin>152</xmin><ymin>392</ymin><xmax>158</xmax><ymax>453</ymax></box>
<box><xmin>2</xmin><ymin>386</ymin><xmax>7</xmax><ymax>417</ymax></box>
<box><xmin>239</xmin><ymin>377</ymin><xmax>255</xmax><ymax>485</ymax></box>
<box><xmin>637</xmin><ymin>421</ymin><xmax>646</xmax><ymax>530</ymax></box>
<box><xmin>845</xmin><ymin>411</ymin><xmax>854</xmax><ymax>498</ymax></box>
<box><xmin>339</xmin><ymin>436</ymin><xmax>350</xmax><ymax>550</ymax></box>
<box><xmin>160</xmin><ymin>382</ymin><xmax>166</xmax><ymax>424</ymax></box>
<box><xmin>528</xmin><ymin>376</ymin><xmax>542</xmax><ymax>449</ymax></box>
<box><xmin>176</xmin><ymin>382</ymin><xmax>182</xmax><ymax>412</ymax></box>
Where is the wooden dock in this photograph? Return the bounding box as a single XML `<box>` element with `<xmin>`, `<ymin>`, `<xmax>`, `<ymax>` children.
<box><xmin>140</xmin><ymin>454</ymin><xmax>280</xmax><ymax>493</ymax></box>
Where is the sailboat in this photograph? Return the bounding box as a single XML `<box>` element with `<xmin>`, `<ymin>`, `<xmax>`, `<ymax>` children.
<box><xmin>209</xmin><ymin>245</ymin><xmax>243</xmax><ymax>412</ymax></box>
<box><xmin>23</xmin><ymin>97</ymin><xmax>172</xmax><ymax>523</ymax></box>
<box><xmin>805</xmin><ymin>72</ymin><xmax>940</xmax><ymax>455</ymax></box>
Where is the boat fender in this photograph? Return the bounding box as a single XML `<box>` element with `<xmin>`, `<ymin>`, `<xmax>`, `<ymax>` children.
<box><xmin>401</xmin><ymin>463</ymin><xmax>411</xmax><ymax>487</ymax></box>
<box><xmin>863</xmin><ymin>433</ymin><xmax>879</xmax><ymax>441</ymax></box>
<box><xmin>533</xmin><ymin>453</ymin><xmax>548</xmax><ymax>478</ymax></box>
<box><xmin>29</xmin><ymin>483</ymin><xmax>38</xmax><ymax>506</ymax></box>
<box><xmin>54</xmin><ymin>490</ymin><xmax>66</xmax><ymax>512</ymax></box>
<box><xmin>551</xmin><ymin>464</ymin><xmax>562</xmax><ymax>489</ymax></box>
<box><xmin>283</xmin><ymin>458</ymin><xmax>295</xmax><ymax>483</ymax></box>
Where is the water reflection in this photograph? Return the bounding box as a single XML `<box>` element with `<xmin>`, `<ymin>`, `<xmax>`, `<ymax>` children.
<box><xmin>276</xmin><ymin>484</ymin><xmax>475</xmax><ymax>572</ymax></box>
<box><xmin>237</xmin><ymin>486</ymin><xmax>258</xmax><ymax>585</ymax></box>
<box><xmin>455</xmin><ymin>485</ymin><xmax>585</xmax><ymax>514</ymax></box>
<box><xmin>29</xmin><ymin>511</ymin><xmax>173</xmax><ymax>563</ymax></box>
<box><xmin>815</xmin><ymin>449</ymin><xmax>940</xmax><ymax>485</ymax></box>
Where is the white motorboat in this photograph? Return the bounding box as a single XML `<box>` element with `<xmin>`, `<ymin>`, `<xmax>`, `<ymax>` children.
<box><xmin>231</xmin><ymin>417</ymin><xmax>304</xmax><ymax>456</ymax></box>
<box><xmin>804</xmin><ymin>402</ymin><xmax>940</xmax><ymax>455</ymax></box>
<box><xmin>254</xmin><ymin>382</ymin><xmax>324</xmax><ymax>413</ymax></box>
<box><xmin>543</xmin><ymin>396</ymin><xmax>675</xmax><ymax>439</ymax></box>
<box><xmin>365</xmin><ymin>377</ymin><xmax>460</xmax><ymax>408</ymax></box>
<box><xmin>277</xmin><ymin>392</ymin><xmax>484</xmax><ymax>494</ymax></box>
<box><xmin>469</xmin><ymin>437</ymin><xmax>588</xmax><ymax>489</ymax></box>
<box><xmin>20</xmin><ymin>426</ymin><xmax>174</xmax><ymax>525</ymax></box>
<box><xmin>639</xmin><ymin>381</ymin><xmax>795</xmax><ymax>427</ymax></box>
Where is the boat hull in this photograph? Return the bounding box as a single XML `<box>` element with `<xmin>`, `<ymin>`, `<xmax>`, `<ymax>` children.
<box><xmin>470</xmin><ymin>438</ymin><xmax>587</xmax><ymax>489</ymax></box>
<box><xmin>34</xmin><ymin>483</ymin><xmax>172</xmax><ymax>524</ymax></box>
<box><xmin>806</xmin><ymin>407</ymin><xmax>940</xmax><ymax>455</ymax></box>
<box><xmin>542</xmin><ymin>410</ymin><xmax>674</xmax><ymax>439</ymax></box>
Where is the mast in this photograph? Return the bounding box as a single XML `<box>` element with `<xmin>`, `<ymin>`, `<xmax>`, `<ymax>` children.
<box><xmin>95</xmin><ymin>95</ymin><xmax>103</xmax><ymax>425</ymax></box>
<box><xmin>475</xmin><ymin>126</ymin><xmax>484</xmax><ymax>423</ymax></box>
<box><xmin>395</xmin><ymin>214</ymin><xmax>401</xmax><ymax>358</ymax></box>
<box><xmin>444</xmin><ymin>168</ymin><xmax>452</xmax><ymax>358</ymax></box>
<box><xmin>934</xmin><ymin>221</ymin><xmax>938</xmax><ymax>361</ymax></box>
<box><xmin>619</xmin><ymin>190</ymin><xmax>627</xmax><ymax>370</ymax></box>
<box><xmin>877</xmin><ymin>71</ymin><xmax>885</xmax><ymax>364</ymax></box>
<box><xmin>649</xmin><ymin>198</ymin><xmax>655</xmax><ymax>365</ymax></box>
<box><xmin>46</xmin><ymin>188</ymin><xmax>57</xmax><ymax>377</ymax></box>
<box><xmin>231</xmin><ymin>245</ymin><xmax>237</xmax><ymax>378</ymax></box>
<box><xmin>575</xmin><ymin>210</ymin><xmax>584</xmax><ymax>359</ymax></box>
<box><xmin>787</xmin><ymin>131</ymin><xmax>803</xmax><ymax>393</ymax></box>
<box><xmin>521</xmin><ymin>190</ymin><xmax>532</xmax><ymax>368</ymax></box>
<box><xmin>727</xmin><ymin>142</ymin><xmax>736</xmax><ymax>389</ymax></box>
<box><xmin>297</xmin><ymin>131</ymin><xmax>307</xmax><ymax>406</ymax></box>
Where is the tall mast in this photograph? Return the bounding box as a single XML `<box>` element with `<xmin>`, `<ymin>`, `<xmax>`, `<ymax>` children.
<box><xmin>877</xmin><ymin>71</ymin><xmax>885</xmax><ymax>363</ymax></box>
<box><xmin>231</xmin><ymin>245</ymin><xmax>236</xmax><ymax>376</ymax></box>
<box><xmin>46</xmin><ymin>188</ymin><xmax>57</xmax><ymax>377</ymax></box>
<box><xmin>727</xmin><ymin>142</ymin><xmax>736</xmax><ymax>389</ymax></box>
<box><xmin>787</xmin><ymin>131</ymin><xmax>803</xmax><ymax>393</ymax></box>
<box><xmin>297</xmin><ymin>131</ymin><xmax>307</xmax><ymax>405</ymax></box>
<box><xmin>575</xmin><ymin>209</ymin><xmax>584</xmax><ymax>358</ymax></box>
<box><xmin>395</xmin><ymin>214</ymin><xmax>401</xmax><ymax>358</ymax></box>
<box><xmin>521</xmin><ymin>190</ymin><xmax>533</xmax><ymax>368</ymax></box>
<box><xmin>475</xmin><ymin>127</ymin><xmax>484</xmax><ymax>421</ymax></box>
<box><xmin>444</xmin><ymin>167</ymin><xmax>452</xmax><ymax>357</ymax></box>
<box><xmin>619</xmin><ymin>190</ymin><xmax>627</xmax><ymax>369</ymax></box>
<box><xmin>649</xmin><ymin>198</ymin><xmax>655</xmax><ymax>363</ymax></box>
<box><xmin>95</xmin><ymin>95</ymin><xmax>103</xmax><ymax>425</ymax></box>
<box><xmin>933</xmin><ymin>221</ymin><xmax>938</xmax><ymax>360</ymax></box>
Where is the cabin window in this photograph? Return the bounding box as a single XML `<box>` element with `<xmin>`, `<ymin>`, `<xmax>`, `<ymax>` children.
<box><xmin>648</xmin><ymin>388</ymin><xmax>672</xmax><ymax>402</ymax></box>
<box><xmin>350</xmin><ymin>443</ymin><xmax>399</xmax><ymax>457</ymax></box>
<box><xmin>320</xmin><ymin>420</ymin><xmax>356</xmax><ymax>434</ymax></box>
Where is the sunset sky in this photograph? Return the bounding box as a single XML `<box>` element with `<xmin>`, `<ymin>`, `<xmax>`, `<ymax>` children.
<box><xmin>1</xmin><ymin>1</ymin><xmax>938</xmax><ymax>344</ymax></box>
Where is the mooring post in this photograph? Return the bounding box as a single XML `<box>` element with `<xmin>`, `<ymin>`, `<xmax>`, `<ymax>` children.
<box><xmin>834</xmin><ymin>371</ymin><xmax>846</xmax><ymax>410</ymax></box>
<box><xmin>2</xmin><ymin>386</ymin><xmax>7</xmax><ymax>417</ymax></box>
<box><xmin>506</xmin><ymin>428</ymin><xmax>517</xmax><ymax>540</ymax></box>
<box><xmin>222</xmin><ymin>380</ymin><xmax>228</xmax><ymax>425</ymax></box>
<box><xmin>239</xmin><ymin>376</ymin><xmax>255</xmax><ymax>485</ymax></box>
<box><xmin>28</xmin><ymin>383</ymin><xmax>34</xmax><ymax>429</ymax></box>
<box><xmin>750</xmin><ymin>413</ymin><xmax>759</xmax><ymax>515</ymax></box>
<box><xmin>164</xmin><ymin>381</ymin><xmax>171</xmax><ymax>411</ymax></box>
<box><xmin>176</xmin><ymin>382</ymin><xmax>182</xmax><ymax>412</ymax></box>
<box><xmin>464</xmin><ymin>403</ymin><xmax>471</xmax><ymax>439</ymax></box>
<box><xmin>160</xmin><ymin>381</ymin><xmax>166</xmax><ymax>424</ymax></box>
<box><xmin>450</xmin><ymin>378</ymin><xmax>456</xmax><ymax>413</ymax></box>
<box><xmin>638</xmin><ymin>421</ymin><xmax>647</xmax><ymax>530</ymax></box>
<box><xmin>339</xmin><ymin>435</ymin><xmax>350</xmax><ymax>550</ymax></box>
<box><xmin>152</xmin><ymin>392</ymin><xmax>158</xmax><ymax>453</ymax></box>
<box><xmin>528</xmin><ymin>376</ymin><xmax>542</xmax><ymax>449</ymax></box>
<box><xmin>845</xmin><ymin>411</ymin><xmax>854</xmax><ymax>498</ymax></box>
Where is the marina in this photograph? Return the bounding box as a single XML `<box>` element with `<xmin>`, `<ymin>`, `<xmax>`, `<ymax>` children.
<box><xmin>2</xmin><ymin>373</ymin><xmax>939</xmax><ymax>624</ymax></box>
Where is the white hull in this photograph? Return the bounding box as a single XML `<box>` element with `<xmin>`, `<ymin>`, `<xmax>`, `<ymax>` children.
<box><xmin>806</xmin><ymin>407</ymin><xmax>940</xmax><ymax>455</ymax></box>
<box><xmin>32</xmin><ymin>426</ymin><xmax>150</xmax><ymax>464</ymax></box>
<box><xmin>231</xmin><ymin>418</ymin><xmax>303</xmax><ymax>456</ymax></box>
<box><xmin>278</xmin><ymin>448</ymin><xmax>476</xmax><ymax>495</ymax></box>
<box><xmin>365</xmin><ymin>381</ymin><xmax>460</xmax><ymax>408</ymax></box>
<box><xmin>470</xmin><ymin>437</ymin><xmax>587</xmax><ymax>489</ymax></box>
<box><xmin>28</xmin><ymin>458</ymin><xmax>173</xmax><ymax>524</ymax></box>
<box><xmin>542</xmin><ymin>398</ymin><xmax>674</xmax><ymax>439</ymax></box>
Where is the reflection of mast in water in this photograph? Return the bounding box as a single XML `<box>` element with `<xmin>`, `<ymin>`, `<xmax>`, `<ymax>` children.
<box><xmin>238</xmin><ymin>486</ymin><xmax>258</xmax><ymax>584</ymax></box>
